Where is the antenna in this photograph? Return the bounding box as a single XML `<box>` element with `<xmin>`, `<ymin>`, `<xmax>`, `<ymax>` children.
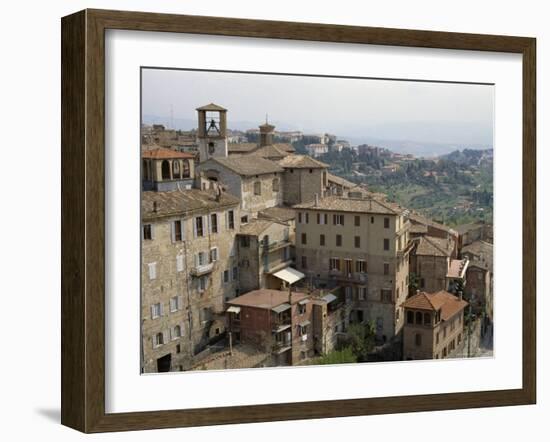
<box><xmin>265</xmin><ymin>113</ymin><xmax>268</xmax><ymax>124</ymax></box>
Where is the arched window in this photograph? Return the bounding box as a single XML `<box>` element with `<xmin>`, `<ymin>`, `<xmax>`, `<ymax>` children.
<box><xmin>173</xmin><ymin>161</ymin><xmax>180</xmax><ymax>179</ymax></box>
<box><xmin>407</xmin><ymin>310</ymin><xmax>414</xmax><ymax>324</ymax></box>
<box><xmin>182</xmin><ymin>160</ymin><xmax>190</xmax><ymax>178</ymax></box>
<box><xmin>415</xmin><ymin>311</ymin><xmax>423</xmax><ymax>325</ymax></box>
<box><xmin>423</xmin><ymin>312</ymin><xmax>431</xmax><ymax>325</ymax></box>
<box><xmin>155</xmin><ymin>332</ymin><xmax>164</xmax><ymax>346</ymax></box>
<box><xmin>173</xmin><ymin>325</ymin><xmax>181</xmax><ymax>338</ymax></box>
<box><xmin>161</xmin><ymin>160</ymin><xmax>171</xmax><ymax>180</ymax></box>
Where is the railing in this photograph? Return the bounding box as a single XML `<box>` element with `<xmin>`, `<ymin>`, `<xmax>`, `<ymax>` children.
<box><xmin>190</xmin><ymin>261</ymin><xmax>215</xmax><ymax>276</ymax></box>
<box><xmin>262</xmin><ymin>239</ymin><xmax>292</xmax><ymax>253</ymax></box>
<box><xmin>330</xmin><ymin>270</ymin><xmax>368</xmax><ymax>284</ymax></box>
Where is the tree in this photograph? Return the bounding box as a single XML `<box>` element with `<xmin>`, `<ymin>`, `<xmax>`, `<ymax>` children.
<box><xmin>345</xmin><ymin>322</ymin><xmax>376</xmax><ymax>362</ymax></box>
<box><xmin>313</xmin><ymin>347</ymin><xmax>357</xmax><ymax>365</ymax></box>
<box><xmin>408</xmin><ymin>272</ymin><xmax>421</xmax><ymax>295</ymax></box>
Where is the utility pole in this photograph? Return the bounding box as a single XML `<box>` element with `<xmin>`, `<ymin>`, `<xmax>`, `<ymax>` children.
<box><xmin>467</xmin><ymin>303</ymin><xmax>472</xmax><ymax>358</ymax></box>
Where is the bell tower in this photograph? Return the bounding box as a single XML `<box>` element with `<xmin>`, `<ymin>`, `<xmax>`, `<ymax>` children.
<box><xmin>196</xmin><ymin>103</ymin><xmax>228</xmax><ymax>162</ymax></box>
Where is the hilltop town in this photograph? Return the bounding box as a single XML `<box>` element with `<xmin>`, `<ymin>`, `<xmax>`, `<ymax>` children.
<box><xmin>140</xmin><ymin>103</ymin><xmax>493</xmax><ymax>373</ymax></box>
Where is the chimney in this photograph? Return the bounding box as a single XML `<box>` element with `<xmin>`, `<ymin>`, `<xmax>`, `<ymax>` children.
<box><xmin>416</xmin><ymin>289</ymin><xmax>420</xmax><ymax>295</ymax></box>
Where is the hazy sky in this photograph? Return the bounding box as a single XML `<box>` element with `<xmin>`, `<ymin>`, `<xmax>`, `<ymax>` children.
<box><xmin>142</xmin><ymin>68</ymin><xmax>494</xmax><ymax>148</ymax></box>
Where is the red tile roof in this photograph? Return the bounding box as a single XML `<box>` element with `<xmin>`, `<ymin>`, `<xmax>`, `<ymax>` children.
<box><xmin>403</xmin><ymin>290</ymin><xmax>468</xmax><ymax>321</ymax></box>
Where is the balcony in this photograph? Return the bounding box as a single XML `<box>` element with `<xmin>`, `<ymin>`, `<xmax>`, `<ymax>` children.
<box><xmin>330</xmin><ymin>270</ymin><xmax>368</xmax><ymax>284</ymax></box>
<box><xmin>190</xmin><ymin>261</ymin><xmax>215</xmax><ymax>277</ymax></box>
<box><xmin>262</xmin><ymin>239</ymin><xmax>292</xmax><ymax>253</ymax></box>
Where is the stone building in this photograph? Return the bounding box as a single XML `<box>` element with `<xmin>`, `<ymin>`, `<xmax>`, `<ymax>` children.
<box><xmin>461</xmin><ymin>240</ymin><xmax>493</xmax><ymax>318</ymax></box>
<box><xmin>225</xmin><ymin>289</ymin><xmax>316</xmax><ymax>365</ymax></box>
<box><xmin>236</xmin><ymin>219</ymin><xmax>293</xmax><ymax>293</ymax></box>
<box><xmin>197</xmin><ymin>155</ymin><xmax>284</xmax><ymax>218</ymax></box>
<box><xmin>196</xmin><ymin>103</ymin><xmax>228</xmax><ymax>163</ymax></box>
<box><xmin>141</xmin><ymin>189</ymin><xmax>241</xmax><ymax>373</ymax></box>
<box><xmin>409</xmin><ymin>235</ymin><xmax>456</xmax><ymax>293</ymax></box>
<box><xmin>402</xmin><ymin>290</ymin><xmax>468</xmax><ymax>360</ymax></box>
<box><xmin>293</xmin><ymin>196</ymin><xmax>413</xmax><ymax>341</ymax></box>
<box><xmin>142</xmin><ymin>147</ymin><xmax>195</xmax><ymax>191</ymax></box>
<box><xmin>408</xmin><ymin>212</ymin><xmax>458</xmax><ymax>252</ymax></box>
<box><xmin>311</xmin><ymin>288</ymin><xmax>350</xmax><ymax>355</ymax></box>
<box><xmin>278</xmin><ymin>155</ymin><xmax>329</xmax><ymax>206</ymax></box>
<box><xmin>455</xmin><ymin>221</ymin><xmax>493</xmax><ymax>249</ymax></box>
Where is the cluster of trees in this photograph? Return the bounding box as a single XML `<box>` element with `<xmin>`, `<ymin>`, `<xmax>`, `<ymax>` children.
<box><xmin>312</xmin><ymin>322</ymin><xmax>376</xmax><ymax>365</ymax></box>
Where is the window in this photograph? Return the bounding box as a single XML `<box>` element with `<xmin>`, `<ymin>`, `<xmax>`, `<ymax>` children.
<box><xmin>415</xmin><ymin>333</ymin><xmax>422</xmax><ymax>346</ymax></box>
<box><xmin>420</xmin><ymin>278</ymin><xmax>426</xmax><ymax>289</ymax></box>
<box><xmin>329</xmin><ymin>257</ymin><xmax>341</xmax><ymax>271</ymax></box>
<box><xmin>320</xmin><ymin>234</ymin><xmax>325</xmax><ymax>246</ymax></box>
<box><xmin>241</xmin><ymin>215</ymin><xmax>248</xmax><ymax>224</ymax></box>
<box><xmin>415</xmin><ymin>311</ymin><xmax>423</xmax><ymax>324</ymax></box>
<box><xmin>354</xmin><ymin>236</ymin><xmax>361</xmax><ymax>248</ymax></box>
<box><xmin>232</xmin><ymin>266</ymin><xmax>238</xmax><ymax>281</ymax></box>
<box><xmin>381</xmin><ymin>289</ymin><xmax>392</xmax><ymax>303</ymax></box>
<box><xmin>356</xmin><ymin>260</ymin><xmax>366</xmax><ymax>273</ymax></box>
<box><xmin>195</xmin><ymin>216</ymin><xmax>204</xmax><ymax>237</ymax></box>
<box><xmin>272</xmin><ymin>178</ymin><xmax>279</xmax><ymax>191</ymax></box>
<box><xmin>333</xmin><ymin>214</ymin><xmax>344</xmax><ymax>225</ymax></box>
<box><xmin>148</xmin><ymin>262</ymin><xmax>157</xmax><ymax>280</ymax></box>
<box><xmin>298</xmin><ymin>212</ymin><xmax>302</xmax><ymax>223</ymax></box>
<box><xmin>384</xmin><ymin>262</ymin><xmax>390</xmax><ymax>275</ymax></box>
<box><xmin>303</xmin><ymin>212</ymin><xmax>309</xmax><ymax>224</ymax></box>
<box><xmin>176</xmin><ymin>254</ymin><xmax>184</xmax><ymax>272</ymax></box>
<box><xmin>298</xmin><ymin>303</ymin><xmax>307</xmax><ymax>314</ymax></box>
<box><xmin>344</xmin><ymin>259</ymin><xmax>353</xmax><ymax>275</ymax></box>
<box><xmin>197</xmin><ymin>251</ymin><xmax>206</xmax><ymax>266</ymax></box>
<box><xmin>154</xmin><ymin>332</ymin><xmax>164</xmax><ymax>347</ymax></box>
<box><xmin>436</xmin><ymin>331</ymin><xmax>440</xmax><ymax>344</ymax></box>
<box><xmin>423</xmin><ymin>312</ymin><xmax>431</xmax><ymax>325</ymax></box>
<box><xmin>383</xmin><ymin>238</ymin><xmax>390</xmax><ymax>251</ymax></box>
<box><xmin>354</xmin><ymin>215</ymin><xmax>360</xmax><ymax>227</ymax></box>
<box><xmin>172</xmin><ymin>219</ymin><xmax>184</xmax><ymax>242</ymax></box>
<box><xmin>301</xmin><ymin>255</ymin><xmax>308</xmax><ymax>269</ymax></box>
<box><xmin>384</xmin><ymin>217</ymin><xmax>390</xmax><ymax>228</ymax></box>
<box><xmin>301</xmin><ymin>233</ymin><xmax>307</xmax><ymax>245</ymax></box>
<box><xmin>254</xmin><ymin>181</ymin><xmax>261</xmax><ymax>195</ymax></box>
<box><xmin>143</xmin><ymin>224</ymin><xmax>153</xmax><ymax>240</ymax></box>
<box><xmin>151</xmin><ymin>303</ymin><xmax>161</xmax><ymax>319</ymax></box>
<box><xmin>336</xmin><ymin>234</ymin><xmax>342</xmax><ymax>247</ymax></box>
<box><xmin>358</xmin><ymin>287</ymin><xmax>367</xmax><ymax>301</ymax></box>
<box><xmin>227</xmin><ymin>210</ymin><xmax>235</xmax><ymax>229</ymax></box>
<box><xmin>371</xmin><ymin>216</ymin><xmax>374</xmax><ymax>224</ymax></box>
<box><xmin>318</xmin><ymin>213</ymin><xmax>328</xmax><ymax>224</ymax></box>
<box><xmin>170</xmin><ymin>296</ymin><xmax>180</xmax><ymax>312</ymax></box>
<box><xmin>198</xmin><ymin>276</ymin><xmax>208</xmax><ymax>292</ymax></box>
<box><xmin>173</xmin><ymin>161</ymin><xmax>180</xmax><ymax>179</ymax></box>
<box><xmin>209</xmin><ymin>247</ymin><xmax>218</xmax><ymax>262</ymax></box>
<box><xmin>172</xmin><ymin>325</ymin><xmax>182</xmax><ymax>339</ymax></box>
<box><xmin>223</xmin><ymin>270</ymin><xmax>229</xmax><ymax>283</ymax></box>
<box><xmin>316</xmin><ymin>213</ymin><xmax>320</xmax><ymax>224</ymax></box>
<box><xmin>407</xmin><ymin>310</ymin><xmax>414</xmax><ymax>324</ymax></box>
<box><xmin>210</xmin><ymin>213</ymin><xmax>218</xmax><ymax>233</ymax></box>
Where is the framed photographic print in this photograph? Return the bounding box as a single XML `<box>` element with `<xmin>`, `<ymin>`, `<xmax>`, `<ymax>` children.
<box><xmin>61</xmin><ymin>9</ymin><xmax>536</xmax><ymax>433</ymax></box>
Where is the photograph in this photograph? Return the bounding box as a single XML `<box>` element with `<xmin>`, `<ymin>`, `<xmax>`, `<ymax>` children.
<box><xmin>140</xmin><ymin>68</ymin><xmax>494</xmax><ymax>374</ymax></box>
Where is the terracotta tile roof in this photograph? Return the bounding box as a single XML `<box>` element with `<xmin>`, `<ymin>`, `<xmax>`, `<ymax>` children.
<box><xmin>258</xmin><ymin>206</ymin><xmax>296</xmax><ymax>223</ymax></box>
<box><xmin>293</xmin><ymin>195</ymin><xmax>401</xmax><ymax>215</ymax></box>
<box><xmin>409</xmin><ymin>211</ymin><xmax>457</xmax><ymax>235</ymax></box>
<box><xmin>238</xmin><ymin>219</ymin><xmax>279</xmax><ymax>236</ymax></box>
<box><xmin>228</xmin><ymin>143</ymin><xmax>258</xmax><ymax>153</ymax></box>
<box><xmin>142</xmin><ymin>189</ymin><xmax>239</xmax><ymax>220</ymax></box>
<box><xmin>415</xmin><ymin>236</ymin><xmax>454</xmax><ymax>257</ymax></box>
<box><xmin>252</xmin><ymin>144</ymin><xmax>291</xmax><ymax>160</ymax></box>
<box><xmin>278</xmin><ymin>154</ymin><xmax>328</xmax><ymax>169</ymax></box>
<box><xmin>454</xmin><ymin>221</ymin><xmax>486</xmax><ymax>234</ymax></box>
<box><xmin>206</xmin><ymin>156</ymin><xmax>284</xmax><ymax>176</ymax></box>
<box><xmin>410</xmin><ymin>223</ymin><xmax>428</xmax><ymax>234</ymax></box>
<box><xmin>327</xmin><ymin>173</ymin><xmax>356</xmax><ymax>189</ymax></box>
<box><xmin>142</xmin><ymin>146</ymin><xmax>195</xmax><ymax>160</ymax></box>
<box><xmin>461</xmin><ymin>240</ymin><xmax>493</xmax><ymax>271</ymax></box>
<box><xmin>403</xmin><ymin>290</ymin><xmax>468</xmax><ymax>321</ymax></box>
<box><xmin>228</xmin><ymin>289</ymin><xmax>309</xmax><ymax>309</ymax></box>
<box><xmin>196</xmin><ymin>102</ymin><xmax>226</xmax><ymax>111</ymax></box>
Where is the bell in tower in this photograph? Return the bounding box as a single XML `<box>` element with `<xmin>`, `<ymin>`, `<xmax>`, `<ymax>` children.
<box><xmin>196</xmin><ymin>103</ymin><xmax>228</xmax><ymax>162</ymax></box>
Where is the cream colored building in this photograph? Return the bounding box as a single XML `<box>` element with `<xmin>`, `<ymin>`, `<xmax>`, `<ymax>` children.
<box><xmin>293</xmin><ymin>196</ymin><xmax>413</xmax><ymax>341</ymax></box>
<box><xmin>141</xmin><ymin>189</ymin><xmax>241</xmax><ymax>373</ymax></box>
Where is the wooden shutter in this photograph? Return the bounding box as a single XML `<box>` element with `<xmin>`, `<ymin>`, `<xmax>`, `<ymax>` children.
<box><xmin>170</xmin><ymin>221</ymin><xmax>176</xmax><ymax>243</ymax></box>
<box><xmin>176</xmin><ymin>254</ymin><xmax>184</xmax><ymax>272</ymax></box>
<box><xmin>150</xmin><ymin>305</ymin><xmax>155</xmax><ymax>319</ymax></box>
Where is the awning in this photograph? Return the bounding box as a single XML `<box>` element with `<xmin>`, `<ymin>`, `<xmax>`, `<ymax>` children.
<box><xmin>273</xmin><ymin>267</ymin><xmax>305</xmax><ymax>285</ymax></box>
<box><xmin>226</xmin><ymin>306</ymin><xmax>241</xmax><ymax>314</ymax></box>
<box><xmin>299</xmin><ymin>320</ymin><xmax>311</xmax><ymax>327</ymax></box>
<box><xmin>298</xmin><ymin>299</ymin><xmax>310</xmax><ymax>305</ymax></box>
<box><xmin>322</xmin><ymin>293</ymin><xmax>338</xmax><ymax>304</ymax></box>
<box><xmin>273</xmin><ymin>324</ymin><xmax>291</xmax><ymax>333</ymax></box>
<box><xmin>272</xmin><ymin>303</ymin><xmax>291</xmax><ymax>313</ymax></box>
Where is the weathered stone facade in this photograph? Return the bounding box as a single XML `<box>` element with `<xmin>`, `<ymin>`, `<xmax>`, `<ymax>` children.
<box><xmin>293</xmin><ymin>196</ymin><xmax>412</xmax><ymax>341</ymax></box>
<box><xmin>141</xmin><ymin>189</ymin><xmax>241</xmax><ymax>373</ymax></box>
<box><xmin>402</xmin><ymin>291</ymin><xmax>468</xmax><ymax>360</ymax></box>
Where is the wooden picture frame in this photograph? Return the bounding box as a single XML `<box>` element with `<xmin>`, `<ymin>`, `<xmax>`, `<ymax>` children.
<box><xmin>61</xmin><ymin>9</ymin><xmax>536</xmax><ymax>433</ymax></box>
